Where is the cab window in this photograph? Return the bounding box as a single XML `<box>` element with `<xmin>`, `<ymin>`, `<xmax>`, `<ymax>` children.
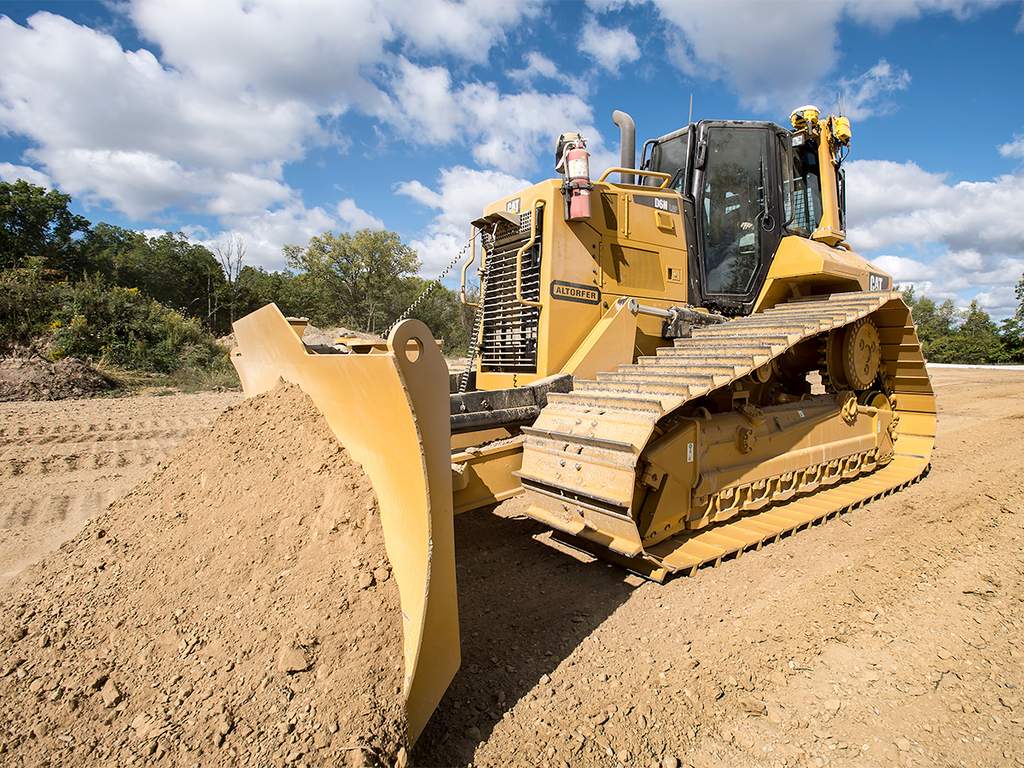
<box><xmin>699</xmin><ymin>127</ymin><xmax>766</xmax><ymax>295</ymax></box>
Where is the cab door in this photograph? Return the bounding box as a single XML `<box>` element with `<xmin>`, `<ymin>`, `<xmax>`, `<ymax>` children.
<box><xmin>691</xmin><ymin>123</ymin><xmax>783</xmax><ymax>315</ymax></box>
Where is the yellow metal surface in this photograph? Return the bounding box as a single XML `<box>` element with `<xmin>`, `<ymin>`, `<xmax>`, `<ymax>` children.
<box><xmin>515</xmin><ymin>199</ymin><xmax>545</xmax><ymax>309</ymax></box>
<box><xmin>560</xmin><ymin>298</ymin><xmax>639</xmax><ymax>379</ymax></box>
<box><xmin>811</xmin><ymin>116</ymin><xmax>847</xmax><ymax>247</ymax></box>
<box><xmin>231</xmin><ymin>304</ymin><xmax>458</xmax><ymax>744</ymax></box>
<box><xmin>452</xmin><ymin>436</ymin><xmax>525</xmax><ymax>515</ymax></box>
<box><xmin>753</xmin><ymin>235</ymin><xmax>890</xmax><ymax>312</ymax></box>
<box><xmin>472</xmin><ymin>178</ymin><xmax>690</xmax><ymax>390</ymax></box>
<box><xmin>596</xmin><ymin>167</ymin><xmax>672</xmax><ymax>187</ymax></box>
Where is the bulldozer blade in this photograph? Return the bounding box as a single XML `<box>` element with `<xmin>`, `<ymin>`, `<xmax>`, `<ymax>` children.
<box><xmin>231</xmin><ymin>303</ymin><xmax>458</xmax><ymax>744</ymax></box>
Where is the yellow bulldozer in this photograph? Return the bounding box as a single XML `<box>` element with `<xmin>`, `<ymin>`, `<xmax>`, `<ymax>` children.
<box><xmin>230</xmin><ymin>105</ymin><xmax>935</xmax><ymax>743</ymax></box>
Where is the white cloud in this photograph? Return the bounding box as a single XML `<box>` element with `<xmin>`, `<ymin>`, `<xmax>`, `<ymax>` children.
<box><xmin>846</xmin><ymin>159</ymin><xmax>1024</xmax><ymax>317</ymax></box>
<box><xmin>385</xmin><ymin>58</ymin><xmax>602</xmax><ymax>175</ymax></box>
<box><xmin>336</xmin><ymin>198</ymin><xmax>385</xmax><ymax>230</ymax></box>
<box><xmin>847</xmin><ymin>160</ymin><xmax>1024</xmax><ymax>255</ymax></box>
<box><xmin>0</xmin><ymin>3</ymin><xmax>548</xmax><ymax>232</ymax></box>
<box><xmin>212</xmin><ymin>201</ymin><xmax>338</xmax><ymax>270</ymax></box>
<box><xmin>640</xmin><ymin>0</ymin><xmax>1011</xmax><ymax>112</ymax></box>
<box><xmin>831</xmin><ymin>59</ymin><xmax>911</xmax><ymax>119</ymax></box>
<box><xmin>843</xmin><ymin>0</ymin><xmax>1009</xmax><ymax>28</ymax></box>
<box><xmin>873</xmin><ymin>254</ymin><xmax>933</xmax><ymax>282</ymax></box>
<box><xmin>127</xmin><ymin>0</ymin><xmax>539</xmax><ymax>106</ymax></box>
<box><xmin>999</xmin><ymin>134</ymin><xmax>1024</xmax><ymax>159</ymax></box>
<box><xmin>0</xmin><ymin>162</ymin><xmax>52</xmax><ymax>187</ymax></box>
<box><xmin>395</xmin><ymin>166</ymin><xmax>532</xmax><ymax>273</ymax></box>
<box><xmin>509</xmin><ymin>52</ymin><xmax>573</xmax><ymax>87</ymax></box>
<box><xmin>579</xmin><ymin>18</ymin><xmax>640</xmax><ymax>73</ymax></box>
<box><xmin>385</xmin><ymin>0</ymin><xmax>542</xmax><ymax>64</ymax></box>
<box><xmin>651</xmin><ymin>0</ymin><xmax>845</xmax><ymax>111</ymax></box>
<box><xmin>507</xmin><ymin>51</ymin><xmax>589</xmax><ymax>93</ymax></box>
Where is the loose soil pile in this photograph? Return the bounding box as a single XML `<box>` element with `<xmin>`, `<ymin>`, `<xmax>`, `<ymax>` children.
<box><xmin>0</xmin><ymin>356</ymin><xmax>118</xmax><ymax>402</ymax></box>
<box><xmin>0</xmin><ymin>384</ymin><xmax>406</xmax><ymax>767</ymax></box>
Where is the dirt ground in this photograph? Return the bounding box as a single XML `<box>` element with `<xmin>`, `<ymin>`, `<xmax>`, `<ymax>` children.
<box><xmin>1</xmin><ymin>369</ymin><xmax>1022</xmax><ymax>768</ymax></box>
<box><xmin>0</xmin><ymin>391</ymin><xmax>239</xmax><ymax>582</ymax></box>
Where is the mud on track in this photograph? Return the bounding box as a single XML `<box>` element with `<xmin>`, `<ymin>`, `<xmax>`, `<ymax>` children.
<box><xmin>0</xmin><ymin>392</ymin><xmax>239</xmax><ymax>582</ymax></box>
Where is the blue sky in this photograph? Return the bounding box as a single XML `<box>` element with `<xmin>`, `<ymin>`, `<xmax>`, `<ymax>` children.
<box><xmin>1</xmin><ymin>0</ymin><xmax>1022</xmax><ymax>316</ymax></box>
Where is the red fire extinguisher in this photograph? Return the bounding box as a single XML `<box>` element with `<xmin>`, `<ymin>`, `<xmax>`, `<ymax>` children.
<box><xmin>555</xmin><ymin>132</ymin><xmax>591</xmax><ymax>221</ymax></box>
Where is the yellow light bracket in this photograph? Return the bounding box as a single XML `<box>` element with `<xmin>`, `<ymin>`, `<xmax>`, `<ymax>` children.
<box><xmin>830</xmin><ymin>115</ymin><xmax>852</xmax><ymax>145</ymax></box>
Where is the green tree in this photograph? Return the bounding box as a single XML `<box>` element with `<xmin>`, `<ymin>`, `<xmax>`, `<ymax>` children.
<box><xmin>234</xmin><ymin>266</ymin><xmax>308</xmax><ymax>320</ymax></box>
<box><xmin>930</xmin><ymin>301</ymin><xmax>1001</xmax><ymax>364</ymax></box>
<box><xmin>0</xmin><ymin>180</ymin><xmax>91</xmax><ymax>275</ymax></box>
<box><xmin>110</xmin><ymin>232</ymin><xmax>224</xmax><ymax>323</ymax></box>
<box><xmin>284</xmin><ymin>229</ymin><xmax>419</xmax><ymax>333</ymax></box>
<box><xmin>998</xmin><ymin>316</ymin><xmax>1024</xmax><ymax>363</ymax></box>
<box><xmin>0</xmin><ymin>259</ymin><xmax>66</xmax><ymax>352</ymax></box>
<box><xmin>999</xmin><ymin>272</ymin><xmax>1024</xmax><ymax>363</ymax></box>
<box><xmin>80</xmin><ymin>223</ymin><xmax>146</xmax><ymax>282</ymax></box>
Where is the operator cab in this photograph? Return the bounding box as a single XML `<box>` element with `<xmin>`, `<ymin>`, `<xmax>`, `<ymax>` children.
<box><xmin>640</xmin><ymin>118</ymin><xmax>837</xmax><ymax>316</ymax></box>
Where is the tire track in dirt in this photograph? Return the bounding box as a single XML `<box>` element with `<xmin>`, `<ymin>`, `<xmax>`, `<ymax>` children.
<box><xmin>0</xmin><ymin>391</ymin><xmax>239</xmax><ymax>582</ymax></box>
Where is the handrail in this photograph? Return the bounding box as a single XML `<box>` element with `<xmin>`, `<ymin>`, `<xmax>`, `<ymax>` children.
<box><xmin>597</xmin><ymin>167</ymin><xmax>672</xmax><ymax>188</ymax></box>
<box><xmin>459</xmin><ymin>225</ymin><xmax>478</xmax><ymax>307</ymax></box>
<box><xmin>515</xmin><ymin>199</ymin><xmax>545</xmax><ymax>309</ymax></box>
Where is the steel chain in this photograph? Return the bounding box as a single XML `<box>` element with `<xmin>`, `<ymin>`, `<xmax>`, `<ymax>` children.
<box><xmin>384</xmin><ymin>232</ymin><xmax>477</xmax><ymax>337</ymax></box>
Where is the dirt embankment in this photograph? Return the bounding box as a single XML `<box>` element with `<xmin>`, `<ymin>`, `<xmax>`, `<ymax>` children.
<box><xmin>0</xmin><ymin>356</ymin><xmax>118</xmax><ymax>402</ymax></box>
<box><xmin>0</xmin><ymin>385</ymin><xmax>406</xmax><ymax>767</ymax></box>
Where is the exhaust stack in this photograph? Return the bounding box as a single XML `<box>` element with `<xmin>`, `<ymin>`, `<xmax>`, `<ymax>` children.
<box><xmin>612</xmin><ymin>110</ymin><xmax>636</xmax><ymax>184</ymax></box>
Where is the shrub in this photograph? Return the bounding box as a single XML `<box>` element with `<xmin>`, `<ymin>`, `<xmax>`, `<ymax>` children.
<box><xmin>0</xmin><ymin>261</ymin><xmax>66</xmax><ymax>352</ymax></box>
<box><xmin>49</xmin><ymin>279</ymin><xmax>226</xmax><ymax>373</ymax></box>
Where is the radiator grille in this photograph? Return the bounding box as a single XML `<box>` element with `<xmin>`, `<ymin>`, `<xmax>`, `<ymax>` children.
<box><xmin>480</xmin><ymin>211</ymin><xmax>541</xmax><ymax>373</ymax></box>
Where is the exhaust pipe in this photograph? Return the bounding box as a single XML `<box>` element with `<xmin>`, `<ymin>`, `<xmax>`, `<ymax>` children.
<box><xmin>612</xmin><ymin>110</ymin><xmax>636</xmax><ymax>184</ymax></box>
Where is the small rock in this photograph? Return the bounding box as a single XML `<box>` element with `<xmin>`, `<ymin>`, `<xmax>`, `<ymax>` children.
<box><xmin>215</xmin><ymin>714</ymin><xmax>233</xmax><ymax>736</ymax></box>
<box><xmin>30</xmin><ymin>721</ymin><xmax>48</xmax><ymax>739</ymax></box>
<box><xmin>895</xmin><ymin>738</ymin><xmax>911</xmax><ymax>752</ymax></box>
<box><xmin>100</xmin><ymin>679</ymin><xmax>122</xmax><ymax>708</ymax></box>
<box><xmin>739</xmin><ymin>697</ymin><xmax>767</xmax><ymax>716</ymax></box>
<box><xmin>373</xmin><ymin>566</ymin><xmax>391</xmax><ymax>583</ymax></box>
<box><xmin>662</xmin><ymin>757</ymin><xmax>680</xmax><ymax>768</ymax></box>
<box><xmin>539</xmin><ymin>674</ymin><xmax>551</xmax><ymax>685</ymax></box>
<box><xmin>85</xmin><ymin>671</ymin><xmax>108</xmax><ymax>692</ymax></box>
<box><xmin>357</xmin><ymin>571</ymin><xmax>375</xmax><ymax>590</ymax></box>
<box><xmin>617</xmin><ymin>748</ymin><xmax>632</xmax><ymax>762</ymax></box>
<box><xmin>130</xmin><ymin>713</ymin><xmax>151</xmax><ymax>738</ymax></box>
<box><xmin>822</xmin><ymin>698</ymin><xmax>841</xmax><ymax>714</ymax></box>
<box><xmin>277</xmin><ymin>645</ymin><xmax>310</xmax><ymax>674</ymax></box>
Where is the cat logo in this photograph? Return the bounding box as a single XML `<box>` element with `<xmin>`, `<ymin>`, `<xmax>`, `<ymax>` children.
<box><xmin>505</xmin><ymin>197</ymin><xmax>521</xmax><ymax>215</ymax></box>
<box><xmin>868</xmin><ymin>273</ymin><xmax>888</xmax><ymax>291</ymax></box>
<box><xmin>550</xmin><ymin>280</ymin><xmax>601</xmax><ymax>305</ymax></box>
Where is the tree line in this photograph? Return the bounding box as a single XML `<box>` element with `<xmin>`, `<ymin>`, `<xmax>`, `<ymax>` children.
<box><xmin>0</xmin><ymin>180</ymin><xmax>470</xmax><ymax>383</ymax></box>
<box><xmin>901</xmin><ymin>285</ymin><xmax>1024</xmax><ymax>365</ymax></box>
